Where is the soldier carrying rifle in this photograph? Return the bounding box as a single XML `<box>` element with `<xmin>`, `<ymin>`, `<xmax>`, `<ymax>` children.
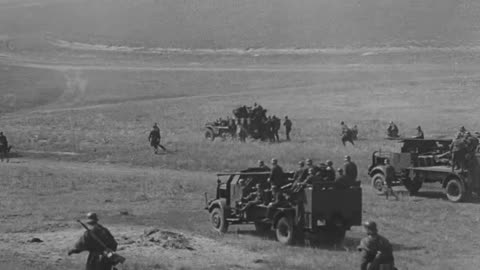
<box><xmin>68</xmin><ymin>212</ymin><xmax>124</xmax><ymax>270</ymax></box>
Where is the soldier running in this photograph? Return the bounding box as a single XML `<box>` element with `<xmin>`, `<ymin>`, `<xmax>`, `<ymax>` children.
<box><xmin>148</xmin><ymin>123</ymin><xmax>166</xmax><ymax>154</ymax></box>
<box><xmin>358</xmin><ymin>221</ymin><xmax>396</xmax><ymax>270</ymax></box>
<box><xmin>283</xmin><ymin>116</ymin><xmax>292</xmax><ymax>141</ymax></box>
<box><xmin>68</xmin><ymin>213</ymin><xmax>119</xmax><ymax>270</ymax></box>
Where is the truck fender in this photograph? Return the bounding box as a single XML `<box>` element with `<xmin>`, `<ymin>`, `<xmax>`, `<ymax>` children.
<box><xmin>369</xmin><ymin>166</ymin><xmax>385</xmax><ymax>177</ymax></box>
<box><xmin>208</xmin><ymin>198</ymin><xmax>228</xmax><ymax>214</ymax></box>
<box><xmin>272</xmin><ymin>208</ymin><xmax>295</xmax><ymax>229</ymax></box>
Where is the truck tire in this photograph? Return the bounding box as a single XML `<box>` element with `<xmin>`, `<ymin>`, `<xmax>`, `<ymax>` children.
<box><xmin>254</xmin><ymin>222</ymin><xmax>271</xmax><ymax>233</ymax></box>
<box><xmin>205</xmin><ymin>129</ymin><xmax>215</xmax><ymax>141</ymax></box>
<box><xmin>371</xmin><ymin>173</ymin><xmax>385</xmax><ymax>192</ymax></box>
<box><xmin>445</xmin><ymin>177</ymin><xmax>466</xmax><ymax>202</ymax></box>
<box><xmin>275</xmin><ymin>216</ymin><xmax>296</xmax><ymax>245</ymax></box>
<box><xmin>210</xmin><ymin>208</ymin><xmax>228</xmax><ymax>233</ymax></box>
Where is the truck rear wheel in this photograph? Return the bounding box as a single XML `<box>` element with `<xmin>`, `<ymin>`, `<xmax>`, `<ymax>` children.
<box><xmin>445</xmin><ymin>177</ymin><xmax>466</xmax><ymax>202</ymax></box>
<box><xmin>275</xmin><ymin>216</ymin><xmax>296</xmax><ymax>245</ymax></box>
<box><xmin>371</xmin><ymin>173</ymin><xmax>385</xmax><ymax>192</ymax></box>
<box><xmin>210</xmin><ymin>208</ymin><xmax>228</xmax><ymax>233</ymax></box>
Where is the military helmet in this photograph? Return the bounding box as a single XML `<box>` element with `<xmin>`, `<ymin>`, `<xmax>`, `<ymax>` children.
<box><xmin>306</xmin><ymin>158</ymin><xmax>313</xmax><ymax>165</ymax></box>
<box><xmin>363</xmin><ymin>221</ymin><xmax>378</xmax><ymax>233</ymax></box>
<box><xmin>298</xmin><ymin>160</ymin><xmax>305</xmax><ymax>166</ymax></box>
<box><xmin>326</xmin><ymin>160</ymin><xmax>333</xmax><ymax>166</ymax></box>
<box><xmin>271</xmin><ymin>158</ymin><xmax>278</xmax><ymax>165</ymax></box>
<box><xmin>86</xmin><ymin>212</ymin><xmax>98</xmax><ymax>224</ymax></box>
<box><xmin>258</xmin><ymin>160</ymin><xmax>265</xmax><ymax>166</ymax></box>
<box><xmin>344</xmin><ymin>155</ymin><xmax>351</xmax><ymax>161</ymax></box>
<box><xmin>417</xmin><ymin>126</ymin><xmax>422</xmax><ymax>130</ymax></box>
<box><xmin>460</xmin><ymin>126</ymin><xmax>466</xmax><ymax>132</ymax></box>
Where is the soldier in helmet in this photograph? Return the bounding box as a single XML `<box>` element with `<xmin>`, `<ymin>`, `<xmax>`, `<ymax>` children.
<box><xmin>387</xmin><ymin>121</ymin><xmax>399</xmax><ymax>138</ymax></box>
<box><xmin>148</xmin><ymin>123</ymin><xmax>166</xmax><ymax>154</ymax></box>
<box><xmin>268</xmin><ymin>158</ymin><xmax>285</xmax><ymax>188</ymax></box>
<box><xmin>257</xmin><ymin>160</ymin><xmax>271</xmax><ymax>171</ymax></box>
<box><xmin>358</xmin><ymin>221</ymin><xmax>396</xmax><ymax>270</ymax></box>
<box><xmin>413</xmin><ymin>126</ymin><xmax>424</xmax><ymax>139</ymax></box>
<box><xmin>325</xmin><ymin>160</ymin><xmax>336</xmax><ymax>182</ymax></box>
<box><xmin>384</xmin><ymin>159</ymin><xmax>399</xmax><ymax>200</ymax></box>
<box><xmin>343</xmin><ymin>155</ymin><xmax>358</xmax><ymax>182</ymax></box>
<box><xmin>68</xmin><ymin>213</ymin><xmax>118</xmax><ymax>270</ymax></box>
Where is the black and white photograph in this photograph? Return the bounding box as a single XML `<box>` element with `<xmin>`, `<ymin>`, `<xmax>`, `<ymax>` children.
<box><xmin>0</xmin><ymin>0</ymin><xmax>479</xmax><ymax>269</ymax></box>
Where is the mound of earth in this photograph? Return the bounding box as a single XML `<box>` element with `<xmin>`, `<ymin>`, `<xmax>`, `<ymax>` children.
<box><xmin>139</xmin><ymin>228</ymin><xmax>194</xmax><ymax>250</ymax></box>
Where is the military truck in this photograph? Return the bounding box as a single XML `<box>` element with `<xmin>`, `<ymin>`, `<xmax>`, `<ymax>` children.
<box><xmin>368</xmin><ymin>138</ymin><xmax>480</xmax><ymax>202</ymax></box>
<box><xmin>205</xmin><ymin>168</ymin><xmax>362</xmax><ymax>245</ymax></box>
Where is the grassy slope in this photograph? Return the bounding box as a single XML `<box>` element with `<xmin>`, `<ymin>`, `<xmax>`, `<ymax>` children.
<box><xmin>0</xmin><ymin>160</ymin><xmax>479</xmax><ymax>270</ymax></box>
<box><xmin>0</xmin><ymin>0</ymin><xmax>480</xmax><ymax>49</ymax></box>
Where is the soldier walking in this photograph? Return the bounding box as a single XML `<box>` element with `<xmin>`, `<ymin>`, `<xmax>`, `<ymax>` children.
<box><xmin>68</xmin><ymin>213</ymin><xmax>119</xmax><ymax>270</ymax></box>
<box><xmin>358</xmin><ymin>221</ymin><xmax>396</xmax><ymax>270</ymax></box>
<box><xmin>283</xmin><ymin>116</ymin><xmax>292</xmax><ymax>141</ymax></box>
<box><xmin>384</xmin><ymin>159</ymin><xmax>399</xmax><ymax>200</ymax></box>
<box><xmin>148</xmin><ymin>123</ymin><xmax>166</xmax><ymax>154</ymax></box>
<box><xmin>0</xmin><ymin>132</ymin><xmax>9</xmax><ymax>162</ymax></box>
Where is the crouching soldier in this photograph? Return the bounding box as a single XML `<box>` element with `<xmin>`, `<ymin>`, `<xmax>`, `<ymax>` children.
<box><xmin>358</xmin><ymin>221</ymin><xmax>396</xmax><ymax>270</ymax></box>
<box><xmin>240</xmin><ymin>183</ymin><xmax>264</xmax><ymax>212</ymax></box>
<box><xmin>68</xmin><ymin>213</ymin><xmax>119</xmax><ymax>270</ymax></box>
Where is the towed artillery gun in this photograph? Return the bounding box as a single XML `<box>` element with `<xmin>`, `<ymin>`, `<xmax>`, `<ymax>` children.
<box><xmin>205</xmin><ymin>168</ymin><xmax>362</xmax><ymax>245</ymax></box>
<box><xmin>368</xmin><ymin>138</ymin><xmax>480</xmax><ymax>202</ymax></box>
<box><xmin>204</xmin><ymin>122</ymin><xmax>235</xmax><ymax>141</ymax></box>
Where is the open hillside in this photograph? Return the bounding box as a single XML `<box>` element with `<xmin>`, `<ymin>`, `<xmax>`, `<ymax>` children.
<box><xmin>1</xmin><ymin>0</ymin><xmax>480</xmax><ymax>49</ymax></box>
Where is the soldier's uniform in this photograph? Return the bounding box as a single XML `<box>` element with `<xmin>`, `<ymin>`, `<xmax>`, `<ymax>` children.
<box><xmin>387</xmin><ymin>122</ymin><xmax>399</xmax><ymax>137</ymax></box>
<box><xmin>283</xmin><ymin>116</ymin><xmax>292</xmax><ymax>141</ymax></box>
<box><xmin>68</xmin><ymin>213</ymin><xmax>118</xmax><ymax>270</ymax></box>
<box><xmin>240</xmin><ymin>185</ymin><xmax>264</xmax><ymax>212</ymax></box>
<box><xmin>269</xmin><ymin>159</ymin><xmax>285</xmax><ymax>188</ymax></box>
<box><xmin>343</xmin><ymin>156</ymin><xmax>358</xmax><ymax>182</ymax></box>
<box><xmin>414</xmin><ymin>126</ymin><xmax>424</xmax><ymax>139</ymax></box>
<box><xmin>384</xmin><ymin>161</ymin><xmax>399</xmax><ymax>200</ymax></box>
<box><xmin>451</xmin><ymin>137</ymin><xmax>467</xmax><ymax>172</ymax></box>
<box><xmin>325</xmin><ymin>160</ymin><xmax>336</xmax><ymax>182</ymax></box>
<box><xmin>358</xmin><ymin>221</ymin><xmax>395</xmax><ymax>270</ymax></box>
<box><xmin>148</xmin><ymin>124</ymin><xmax>166</xmax><ymax>153</ymax></box>
<box><xmin>0</xmin><ymin>132</ymin><xmax>8</xmax><ymax>162</ymax></box>
<box><xmin>292</xmin><ymin>161</ymin><xmax>307</xmax><ymax>183</ymax></box>
<box><xmin>257</xmin><ymin>160</ymin><xmax>271</xmax><ymax>172</ymax></box>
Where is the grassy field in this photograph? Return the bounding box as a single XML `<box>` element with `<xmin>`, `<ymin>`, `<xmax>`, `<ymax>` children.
<box><xmin>1</xmin><ymin>36</ymin><xmax>480</xmax><ymax>269</ymax></box>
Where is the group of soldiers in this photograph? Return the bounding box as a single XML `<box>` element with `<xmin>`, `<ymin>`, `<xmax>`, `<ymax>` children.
<box><xmin>68</xmin><ymin>212</ymin><xmax>396</xmax><ymax>270</ymax></box>
<box><xmin>386</xmin><ymin>121</ymin><xmax>424</xmax><ymax>139</ymax></box>
<box><xmin>237</xmin><ymin>157</ymin><xmax>396</xmax><ymax>270</ymax></box>
<box><xmin>212</xmin><ymin>103</ymin><xmax>293</xmax><ymax>142</ymax></box>
<box><xmin>450</xmin><ymin>126</ymin><xmax>479</xmax><ymax>172</ymax></box>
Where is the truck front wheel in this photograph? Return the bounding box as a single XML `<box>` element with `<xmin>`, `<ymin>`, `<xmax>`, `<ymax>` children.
<box><xmin>210</xmin><ymin>208</ymin><xmax>228</xmax><ymax>233</ymax></box>
<box><xmin>371</xmin><ymin>173</ymin><xmax>385</xmax><ymax>192</ymax></box>
<box><xmin>275</xmin><ymin>216</ymin><xmax>296</xmax><ymax>245</ymax></box>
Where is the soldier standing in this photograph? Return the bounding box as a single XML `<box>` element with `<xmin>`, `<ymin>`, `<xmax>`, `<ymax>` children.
<box><xmin>272</xmin><ymin>115</ymin><xmax>281</xmax><ymax>142</ymax></box>
<box><xmin>384</xmin><ymin>159</ymin><xmax>399</xmax><ymax>200</ymax></box>
<box><xmin>0</xmin><ymin>132</ymin><xmax>9</xmax><ymax>162</ymax></box>
<box><xmin>292</xmin><ymin>160</ymin><xmax>307</xmax><ymax>183</ymax></box>
<box><xmin>283</xmin><ymin>116</ymin><xmax>292</xmax><ymax>141</ymax></box>
<box><xmin>148</xmin><ymin>123</ymin><xmax>166</xmax><ymax>154</ymax></box>
<box><xmin>343</xmin><ymin>155</ymin><xmax>358</xmax><ymax>182</ymax></box>
<box><xmin>68</xmin><ymin>213</ymin><xmax>118</xmax><ymax>270</ymax></box>
<box><xmin>268</xmin><ymin>158</ymin><xmax>285</xmax><ymax>188</ymax></box>
<box><xmin>357</xmin><ymin>221</ymin><xmax>396</xmax><ymax>270</ymax></box>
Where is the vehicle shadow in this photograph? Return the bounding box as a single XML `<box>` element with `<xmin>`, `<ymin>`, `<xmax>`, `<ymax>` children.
<box><xmin>233</xmin><ymin>230</ymin><xmax>426</xmax><ymax>252</ymax></box>
<box><xmin>412</xmin><ymin>191</ymin><xmax>480</xmax><ymax>204</ymax></box>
